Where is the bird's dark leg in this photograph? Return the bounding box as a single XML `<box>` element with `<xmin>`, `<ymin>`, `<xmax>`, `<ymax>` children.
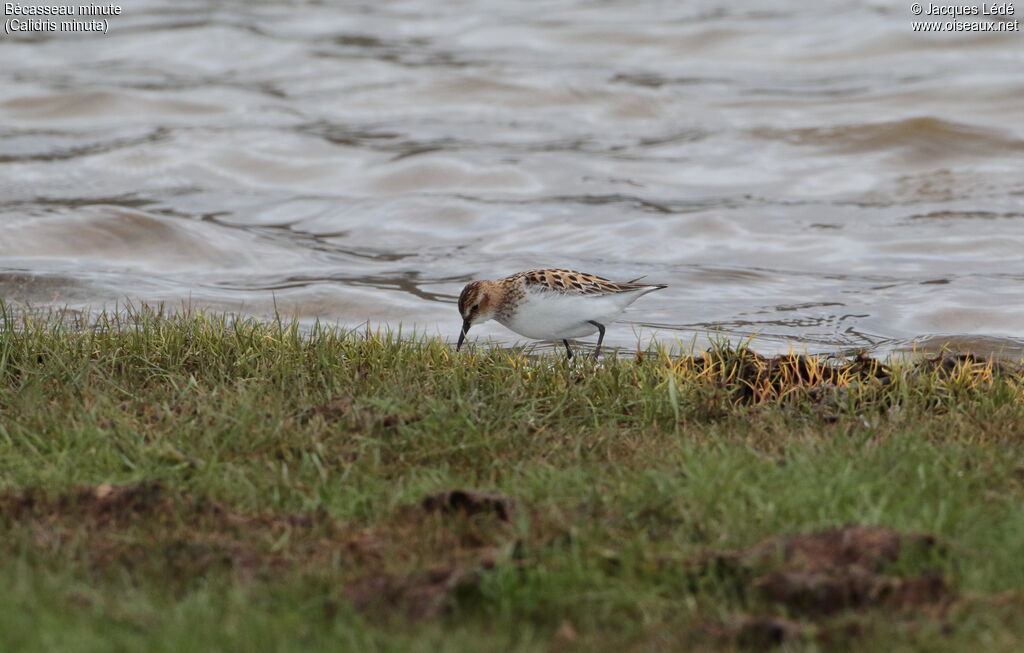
<box><xmin>562</xmin><ymin>339</ymin><xmax>574</xmax><ymax>359</ymax></box>
<box><xmin>587</xmin><ymin>321</ymin><xmax>606</xmax><ymax>359</ymax></box>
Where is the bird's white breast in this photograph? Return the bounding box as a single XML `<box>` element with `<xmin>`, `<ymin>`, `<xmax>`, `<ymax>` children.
<box><xmin>495</xmin><ymin>287</ymin><xmax>655</xmax><ymax>340</ymax></box>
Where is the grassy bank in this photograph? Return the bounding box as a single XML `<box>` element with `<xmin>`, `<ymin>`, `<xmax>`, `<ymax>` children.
<box><xmin>1</xmin><ymin>308</ymin><xmax>1023</xmax><ymax>651</ymax></box>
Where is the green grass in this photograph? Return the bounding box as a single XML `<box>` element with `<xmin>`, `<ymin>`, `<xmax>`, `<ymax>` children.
<box><xmin>1</xmin><ymin>305</ymin><xmax>1023</xmax><ymax>651</ymax></box>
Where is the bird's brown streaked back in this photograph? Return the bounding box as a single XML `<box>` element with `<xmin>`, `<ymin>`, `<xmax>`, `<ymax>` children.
<box><xmin>517</xmin><ymin>269</ymin><xmax>665</xmax><ymax>295</ymax></box>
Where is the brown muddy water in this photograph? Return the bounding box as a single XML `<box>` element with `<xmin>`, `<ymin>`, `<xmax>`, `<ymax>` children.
<box><xmin>1</xmin><ymin>1</ymin><xmax>1023</xmax><ymax>357</ymax></box>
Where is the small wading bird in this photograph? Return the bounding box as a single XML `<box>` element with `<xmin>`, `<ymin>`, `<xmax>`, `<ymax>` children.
<box><xmin>456</xmin><ymin>269</ymin><xmax>667</xmax><ymax>359</ymax></box>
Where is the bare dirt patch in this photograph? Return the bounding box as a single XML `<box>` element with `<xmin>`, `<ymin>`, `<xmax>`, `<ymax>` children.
<box><xmin>343</xmin><ymin>564</ymin><xmax>486</xmax><ymax>621</ymax></box>
<box><xmin>692</xmin><ymin>525</ymin><xmax>955</xmax><ymax>647</ymax></box>
<box><xmin>0</xmin><ymin>481</ymin><xmax>334</xmax><ymax>582</ymax></box>
<box><xmin>0</xmin><ymin>482</ymin><xmax>522</xmax><ymax>619</ymax></box>
<box><xmin>342</xmin><ymin>488</ymin><xmax>522</xmax><ymax>621</ymax></box>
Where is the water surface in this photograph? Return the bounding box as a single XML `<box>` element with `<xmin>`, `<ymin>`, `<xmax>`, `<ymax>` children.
<box><xmin>2</xmin><ymin>0</ymin><xmax>1023</xmax><ymax>357</ymax></box>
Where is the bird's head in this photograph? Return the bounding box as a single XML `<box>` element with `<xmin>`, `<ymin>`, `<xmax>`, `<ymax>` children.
<box><xmin>456</xmin><ymin>280</ymin><xmax>499</xmax><ymax>350</ymax></box>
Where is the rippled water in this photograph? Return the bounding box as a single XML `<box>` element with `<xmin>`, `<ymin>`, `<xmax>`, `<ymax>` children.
<box><xmin>2</xmin><ymin>0</ymin><xmax>1023</xmax><ymax>356</ymax></box>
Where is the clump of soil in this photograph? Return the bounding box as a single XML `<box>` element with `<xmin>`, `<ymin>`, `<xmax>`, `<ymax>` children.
<box><xmin>730</xmin><ymin>615</ymin><xmax>805</xmax><ymax>648</ymax></box>
<box><xmin>421</xmin><ymin>489</ymin><xmax>519</xmax><ymax>522</ymax></box>
<box><xmin>692</xmin><ymin>525</ymin><xmax>954</xmax><ymax>647</ymax></box>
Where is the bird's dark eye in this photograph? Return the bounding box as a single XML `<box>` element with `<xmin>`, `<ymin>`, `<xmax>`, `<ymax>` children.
<box><xmin>471</xmin><ymin>304</ymin><xmax>479</xmax><ymax>311</ymax></box>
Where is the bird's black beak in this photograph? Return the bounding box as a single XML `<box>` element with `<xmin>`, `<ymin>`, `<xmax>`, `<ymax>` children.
<box><xmin>456</xmin><ymin>319</ymin><xmax>471</xmax><ymax>351</ymax></box>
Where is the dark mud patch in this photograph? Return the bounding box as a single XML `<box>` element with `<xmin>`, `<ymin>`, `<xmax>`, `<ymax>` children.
<box><xmin>1</xmin><ymin>481</ymin><xmax>170</xmax><ymax>526</ymax></box>
<box><xmin>730</xmin><ymin>615</ymin><xmax>805</xmax><ymax>648</ymax></box>
<box><xmin>756</xmin><ymin>568</ymin><xmax>950</xmax><ymax>617</ymax></box>
<box><xmin>1</xmin><ymin>482</ymin><xmax>524</xmax><ymax>620</ymax></box>
<box><xmin>343</xmin><ymin>564</ymin><xmax>487</xmax><ymax>621</ymax></box>
<box><xmin>0</xmin><ymin>481</ymin><xmax>335</xmax><ymax>583</ymax></box>
<box><xmin>692</xmin><ymin>525</ymin><xmax>955</xmax><ymax>647</ymax></box>
<box><xmin>349</xmin><ymin>487</ymin><xmax>521</xmax><ymax>566</ymax></box>
<box><xmin>741</xmin><ymin>524</ymin><xmax>936</xmax><ymax>575</ymax></box>
<box><xmin>421</xmin><ymin>489</ymin><xmax>519</xmax><ymax>522</ymax></box>
<box><xmin>342</xmin><ymin>488</ymin><xmax>523</xmax><ymax>621</ymax></box>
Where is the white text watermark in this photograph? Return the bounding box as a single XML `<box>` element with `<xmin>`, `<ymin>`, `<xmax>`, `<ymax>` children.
<box><xmin>3</xmin><ymin>3</ymin><xmax>121</xmax><ymax>36</ymax></box>
<box><xmin>910</xmin><ymin>3</ymin><xmax>1020</xmax><ymax>31</ymax></box>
